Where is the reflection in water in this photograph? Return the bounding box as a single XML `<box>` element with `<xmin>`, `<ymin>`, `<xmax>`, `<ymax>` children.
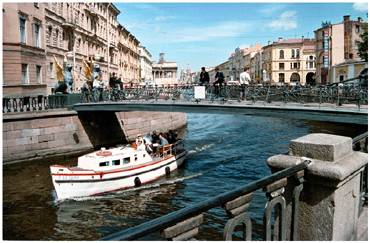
<box><xmin>3</xmin><ymin>113</ymin><xmax>367</xmax><ymax>240</ymax></box>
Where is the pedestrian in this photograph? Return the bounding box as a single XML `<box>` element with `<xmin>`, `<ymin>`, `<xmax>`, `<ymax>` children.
<box><xmin>109</xmin><ymin>72</ymin><xmax>117</xmax><ymax>89</ymax></box>
<box><xmin>199</xmin><ymin>67</ymin><xmax>210</xmax><ymax>86</ymax></box>
<box><xmin>214</xmin><ymin>67</ymin><xmax>225</xmax><ymax>96</ymax></box>
<box><xmin>239</xmin><ymin>67</ymin><xmax>251</xmax><ymax>100</ymax></box>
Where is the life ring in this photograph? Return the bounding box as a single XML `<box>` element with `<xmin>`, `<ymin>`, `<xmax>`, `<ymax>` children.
<box><xmin>96</xmin><ymin>150</ymin><xmax>112</xmax><ymax>156</ymax></box>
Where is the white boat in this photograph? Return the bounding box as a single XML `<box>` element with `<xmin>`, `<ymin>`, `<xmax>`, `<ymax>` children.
<box><xmin>50</xmin><ymin>140</ymin><xmax>187</xmax><ymax>200</ymax></box>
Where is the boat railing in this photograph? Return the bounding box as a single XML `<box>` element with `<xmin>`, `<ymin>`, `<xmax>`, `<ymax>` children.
<box><xmin>100</xmin><ymin>159</ymin><xmax>311</xmax><ymax>240</ymax></box>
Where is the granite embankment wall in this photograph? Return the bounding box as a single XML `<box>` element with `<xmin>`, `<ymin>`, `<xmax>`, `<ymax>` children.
<box><xmin>3</xmin><ymin>109</ymin><xmax>187</xmax><ymax>164</ymax></box>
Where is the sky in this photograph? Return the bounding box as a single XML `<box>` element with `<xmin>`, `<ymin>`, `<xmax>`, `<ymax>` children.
<box><xmin>115</xmin><ymin>2</ymin><xmax>368</xmax><ymax>73</ymax></box>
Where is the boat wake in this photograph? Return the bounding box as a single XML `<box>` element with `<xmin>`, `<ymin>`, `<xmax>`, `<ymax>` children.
<box><xmin>53</xmin><ymin>172</ymin><xmax>202</xmax><ymax>204</ymax></box>
<box><xmin>187</xmin><ymin>143</ymin><xmax>215</xmax><ymax>155</ymax></box>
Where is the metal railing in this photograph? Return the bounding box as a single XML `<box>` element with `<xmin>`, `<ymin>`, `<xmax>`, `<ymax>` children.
<box><xmin>353</xmin><ymin>131</ymin><xmax>368</xmax><ymax>212</ymax></box>
<box><xmin>79</xmin><ymin>77</ymin><xmax>367</xmax><ymax>107</ymax></box>
<box><xmin>100</xmin><ymin>160</ymin><xmax>311</xmax><ymax>241</ymax></box>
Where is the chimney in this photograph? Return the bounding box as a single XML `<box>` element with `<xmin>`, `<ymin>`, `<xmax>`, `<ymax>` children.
<box><xmin>278</xmin><ymin>37</ymin><xmax>283</xmax><ymax>42</ymax></box>
<box><xmin>343</xmin><ymin>15</ymin><xmax>350</xmax><ymax>22</ymax></box>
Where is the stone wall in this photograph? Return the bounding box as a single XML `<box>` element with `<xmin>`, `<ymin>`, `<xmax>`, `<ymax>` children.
<box><xmin>3</xmin><ymin>110</ymin><xmax>187</xmax><ymax>164</ymax></box>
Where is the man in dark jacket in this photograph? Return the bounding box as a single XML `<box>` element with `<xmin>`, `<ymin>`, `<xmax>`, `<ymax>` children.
<box><xmin>199</xmin><ymin>67</ymin><xmax>210</xmax><ymax>86</ymax></box>
<box><xmin>214</xmin><ymin>67</ymin><xmax>225</xmax><ymax>96</ymax></box>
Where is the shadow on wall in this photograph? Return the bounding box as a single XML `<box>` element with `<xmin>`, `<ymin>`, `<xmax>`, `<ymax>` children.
<box><xmin>77</xmin><ymin>111</ymin><xmax>128</xmax><ymax>149</ymax></box>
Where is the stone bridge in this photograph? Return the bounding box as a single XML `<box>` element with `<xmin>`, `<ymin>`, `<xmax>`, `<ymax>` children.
<box><xmin>73</xmin><ymin>100</ymin><xmax>368</xmax><ymax>125</ymax></box>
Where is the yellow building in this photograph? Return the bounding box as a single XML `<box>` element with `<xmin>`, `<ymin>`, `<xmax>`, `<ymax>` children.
<box><xmin>331</xmin><ymin>60</ymin><xmax>367</xmax><ymax>83</ymax></box>
<box><xmin>262</xmin><ymin>38</ymin><xmax>316</xmax><ymax>85</ymax></box>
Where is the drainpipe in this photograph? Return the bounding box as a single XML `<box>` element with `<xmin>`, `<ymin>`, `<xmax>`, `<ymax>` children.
<box><xmin>107</xmin><ymin>3</ymin><xmax>110</xmax><ymax>81</ymax></box>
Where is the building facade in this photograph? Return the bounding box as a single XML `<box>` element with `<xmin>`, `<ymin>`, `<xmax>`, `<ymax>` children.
<box><xmin>250</xmin><ymin>50</ymin><xmax>264</xmax><ymax>84</ymax></box>
<box><xmin>3</xmin><ymin>3</ymin><xmax>47</xmax><ymax>96</ymax></box>
<box><xmin>228</xmin><ymin>43</ymin><xmax>262</xmax><ymax>81</ymax></box>
<box><xmin>3</xmin><ymin>2</ymin><xmax>141</xmax><ymax>96</ymax></box>
<box><xmin>138</xmin><ymin>45</ymin><xmax>152</xmax><ymax>84</ymax></box>
<box><xmin>152</xmin><ymin>53</ymin><xmax>178</xmax><ymax>85</ymax></box>
<box><xmin>314</xmin><ymin>15</ymin><xmax>366</xmax><ymax>84</ymax></box>
<box><xmin>262</xmin><ymin>38</ymin><xmax>316</xmax><ymax>85</ymax></box>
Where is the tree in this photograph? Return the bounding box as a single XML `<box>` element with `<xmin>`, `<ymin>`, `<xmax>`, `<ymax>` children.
<box><xmin>357</xmin><ymin>24</ymin><xmax>368</xmax><ymax>61</ymax></box>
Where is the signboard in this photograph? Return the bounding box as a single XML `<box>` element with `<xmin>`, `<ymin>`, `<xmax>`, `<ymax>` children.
<box><xmin>194</xmin><ymin>86</ymin><xmax>206</xmax><ymax>99</ymax></box>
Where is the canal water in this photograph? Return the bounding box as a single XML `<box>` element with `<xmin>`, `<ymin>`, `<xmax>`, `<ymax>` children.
<box><xmin>3</xmin><ymin>113</ymin><xmax>367</xmax><ymax>240</ymax></box>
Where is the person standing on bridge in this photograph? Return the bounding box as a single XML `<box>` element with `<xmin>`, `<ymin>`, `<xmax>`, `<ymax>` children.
<box><xmin>214</xmin><ymin>67</ymin><xmax>225</xmax><ymax>97</ymax></box>
<box><xmin>239</xmin><ymin>67</ymin><xmax>251</xmax><ymax>100</ymax></box>
<box><xmin>199</xmin><ymin>67</ymin><xmax>210</xmax><ymax>86</ymax></box>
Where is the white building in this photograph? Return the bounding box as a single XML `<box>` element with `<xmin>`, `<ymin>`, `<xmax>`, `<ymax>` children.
<box><xmin>152</xmin><ymin>53</ymin><xmax>178</xmax><ymax>85</ymax></box>
<box><xmin>138</xmin><ymin>46</ymin><xmax>153</xmax><ymax>85</ymax></box>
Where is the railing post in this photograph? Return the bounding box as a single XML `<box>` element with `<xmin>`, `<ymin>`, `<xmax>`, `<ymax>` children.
<box><xmin>160</xmin><ymin>214</ymin><xmax>203</xmax><ymax>240</ymax></box>
<box><xmin>222</xmin><ymin>193</ymin><xmax>253</xmax><ymax>240</ymax></box>
<box><xmin>267</xmin><ymin>133</ymin><xmax>368</xmax><ymax>240</ymax></box>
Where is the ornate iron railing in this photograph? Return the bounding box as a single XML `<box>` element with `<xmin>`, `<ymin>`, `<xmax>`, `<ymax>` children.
<box><xmin>80</xmin><ymin>78</ymin><xmax>367</xmax><ymax>107</ymax></box>
<box><xmin>100</xmin><ymin>160</ymin><xmax>311</xmax><ymax>241</ymax></box>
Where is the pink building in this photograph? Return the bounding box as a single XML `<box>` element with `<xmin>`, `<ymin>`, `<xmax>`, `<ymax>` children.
<box><xmin>3</xmin><ymin>3</ymin><xmax>141</xmax><ymax>96</ymax></box>
<box><xmin>314</xmin><ymin>15</ymin><xmax>366</xmax><ymax>84</ymax></box>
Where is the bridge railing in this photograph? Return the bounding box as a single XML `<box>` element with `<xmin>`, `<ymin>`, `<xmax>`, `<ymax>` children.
<box><xmin>100</xmin><ymin>160</ymin><xmax>311</xmax><ymax>241</ymax></box>
<box><xmin>79</xmin><ymin>76</ymin><xmax>367</xmax><ymax>107</ymax></box>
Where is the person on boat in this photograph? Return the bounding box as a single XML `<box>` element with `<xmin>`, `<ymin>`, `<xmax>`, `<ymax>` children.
<box><xmin>151</xmin><ymin>130</ymin><xmax>160</xmax><ymax>144</ymax></box>
<box><xmin>166</xmin><ymin>130</ymin><xmax>178</xmax><ymax>144</ymax></box>
<box><xmin>135</xmin><ymin>136</ymin><xmax>146</xmax><ymax>151</ymax></box>
<box><xmin>159</xmin><ymin>133</ymin><xmax>169</xmax><ymax>146</ymax></box>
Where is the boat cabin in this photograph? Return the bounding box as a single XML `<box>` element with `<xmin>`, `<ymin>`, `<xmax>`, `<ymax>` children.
<box><xmin>77</xmin><ymin>146</ymin><xmax>152</xmax><ymax>171</ymax></box>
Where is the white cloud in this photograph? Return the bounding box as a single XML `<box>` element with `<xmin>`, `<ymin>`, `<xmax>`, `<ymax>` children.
<box><xmin>259</xmin><ymin>5</ymin><xmax>286</xmax><ymax>15</ymax></box>
<box><xmin>154</xmin><ymin>15</ymin><xmax>176</xmax><ymax>22</ymax></box>
<box><xmin>353</xmin><ymin>2</ymin><xmax>368</xmax><ymax>12</ymax></box>
<box><xmin>267</xmin><ymin>11</ymin><xmax>298</xmax><ymax>31</ymax></box>
<box><xmin>165</xmin><ymin>21</ymin><xmax>251</xmax><ymax>43</ymax></box>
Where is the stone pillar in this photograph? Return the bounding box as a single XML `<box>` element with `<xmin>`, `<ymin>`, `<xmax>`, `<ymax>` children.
<box><xmin>267</xmin><ymin>133</ymin><xmax>367</xmax><ymax>241</ymax></box>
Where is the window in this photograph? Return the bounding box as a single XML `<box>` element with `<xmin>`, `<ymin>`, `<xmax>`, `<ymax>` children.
<box><xmin>279</xmin><ymin>73</ymin><xmax>285</xmax><ymax>82</ymax></box>
<box><xmin>291</xmin><ymin>49</ymin><xmax>295</xmax><ymax>58</ymax></box>
<box><xmin>112</xmin><ymin>159</ymin><xmax>120</xmax><ymax>166</ymax></box>
<box><xmin>296</xmin><ymin>49</ymin><xmax>300</xmax><ymax>58</ymax></box>
<box><xmin>36</xmin><ymin>65</ymin><xmax>42</xmax><ymax>83</ymax></box>
<box><xmin>339</xmin><ymin>75</ymin><xmax>345</xmax><ymax>82</ymax></box>
<box><xmin>293</xmin><ymin>62</ymin><xmax>300</xmax><ymax>69</ymax></box>
<box><xmin>99</xmin><ymin>161</ymin><xmax>109</xmax><ymax>167</ymax></box>
<box><xmin>49</xmin><ymin>62</ymin><xmax>54</xmax><ymax>78</ymax></box>
<box><xmin>19</xmin><ymin>17</ymin><xmax>26</xmax><ymax>43</ymax></box>
<box><xmin>54</xmin><ymin>29</ymin><xmax>58</xmax><ymax>47</ymax></box>
<box><xmin>279</xmin><ymin>50</ymin><xmax>284</xmax><ymax>59</ymax></box>
<box><xmin>279</xmin><ymin>63</ymin><xmax>284</xmax><ymax>70</ymax></box>
<box><xmin>123</xmin><ymin>157</ymin><xmax>130</xmax><ymax>164</ymax></box>
<box><xmin>33</xmin><ymin>22</ymin><xmax>41</xmax><ymax>47</ymax></box>
<box><xmin>21</xmin><ymin>64</ymin><xmax>29</xmax><ymax>84</ymax></box>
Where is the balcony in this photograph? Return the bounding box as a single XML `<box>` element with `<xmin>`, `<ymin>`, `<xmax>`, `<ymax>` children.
<box><xmin>62</xmin><ymin>18</ymin><xmax>76</xmax><ymax>30</ymax></box>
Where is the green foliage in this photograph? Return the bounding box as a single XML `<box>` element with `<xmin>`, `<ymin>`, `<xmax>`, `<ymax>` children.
<box><xmin>357</xmin><ymin>24</ymin><xmax>368</xmax><ymax>61</ymax></box>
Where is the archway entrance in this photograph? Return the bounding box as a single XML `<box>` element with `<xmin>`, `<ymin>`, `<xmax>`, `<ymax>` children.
<box><xmin>290</xmin><ymin>73</ymin><xmax>300</xmax><ymax>84</ymax></box>
<box><xmin>306</xmin><ymin>72</ymin><xmax>315</xmax><ymax>86</ymax></box>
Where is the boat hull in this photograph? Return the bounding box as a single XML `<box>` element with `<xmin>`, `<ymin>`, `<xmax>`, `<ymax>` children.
<box><xmin>51</xmin><ymin>152</ymin><xmax>186</xmax><ymax>200</ymax></box>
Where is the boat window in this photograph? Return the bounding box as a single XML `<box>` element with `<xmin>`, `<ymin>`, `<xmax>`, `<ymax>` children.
<box><xmin>99</xmin><ymin>161</ymin><xmax>109</xmax><ymax>167</ymax></box>
<box><xmin>112</xmin><ymin>159</ymin><xmax>120</xmax><ymax>166</ymax></box>
<box><xmin>122</xmin><ymin>157</ymin><xmax>130</xmax><ymax>164</ymax></box>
